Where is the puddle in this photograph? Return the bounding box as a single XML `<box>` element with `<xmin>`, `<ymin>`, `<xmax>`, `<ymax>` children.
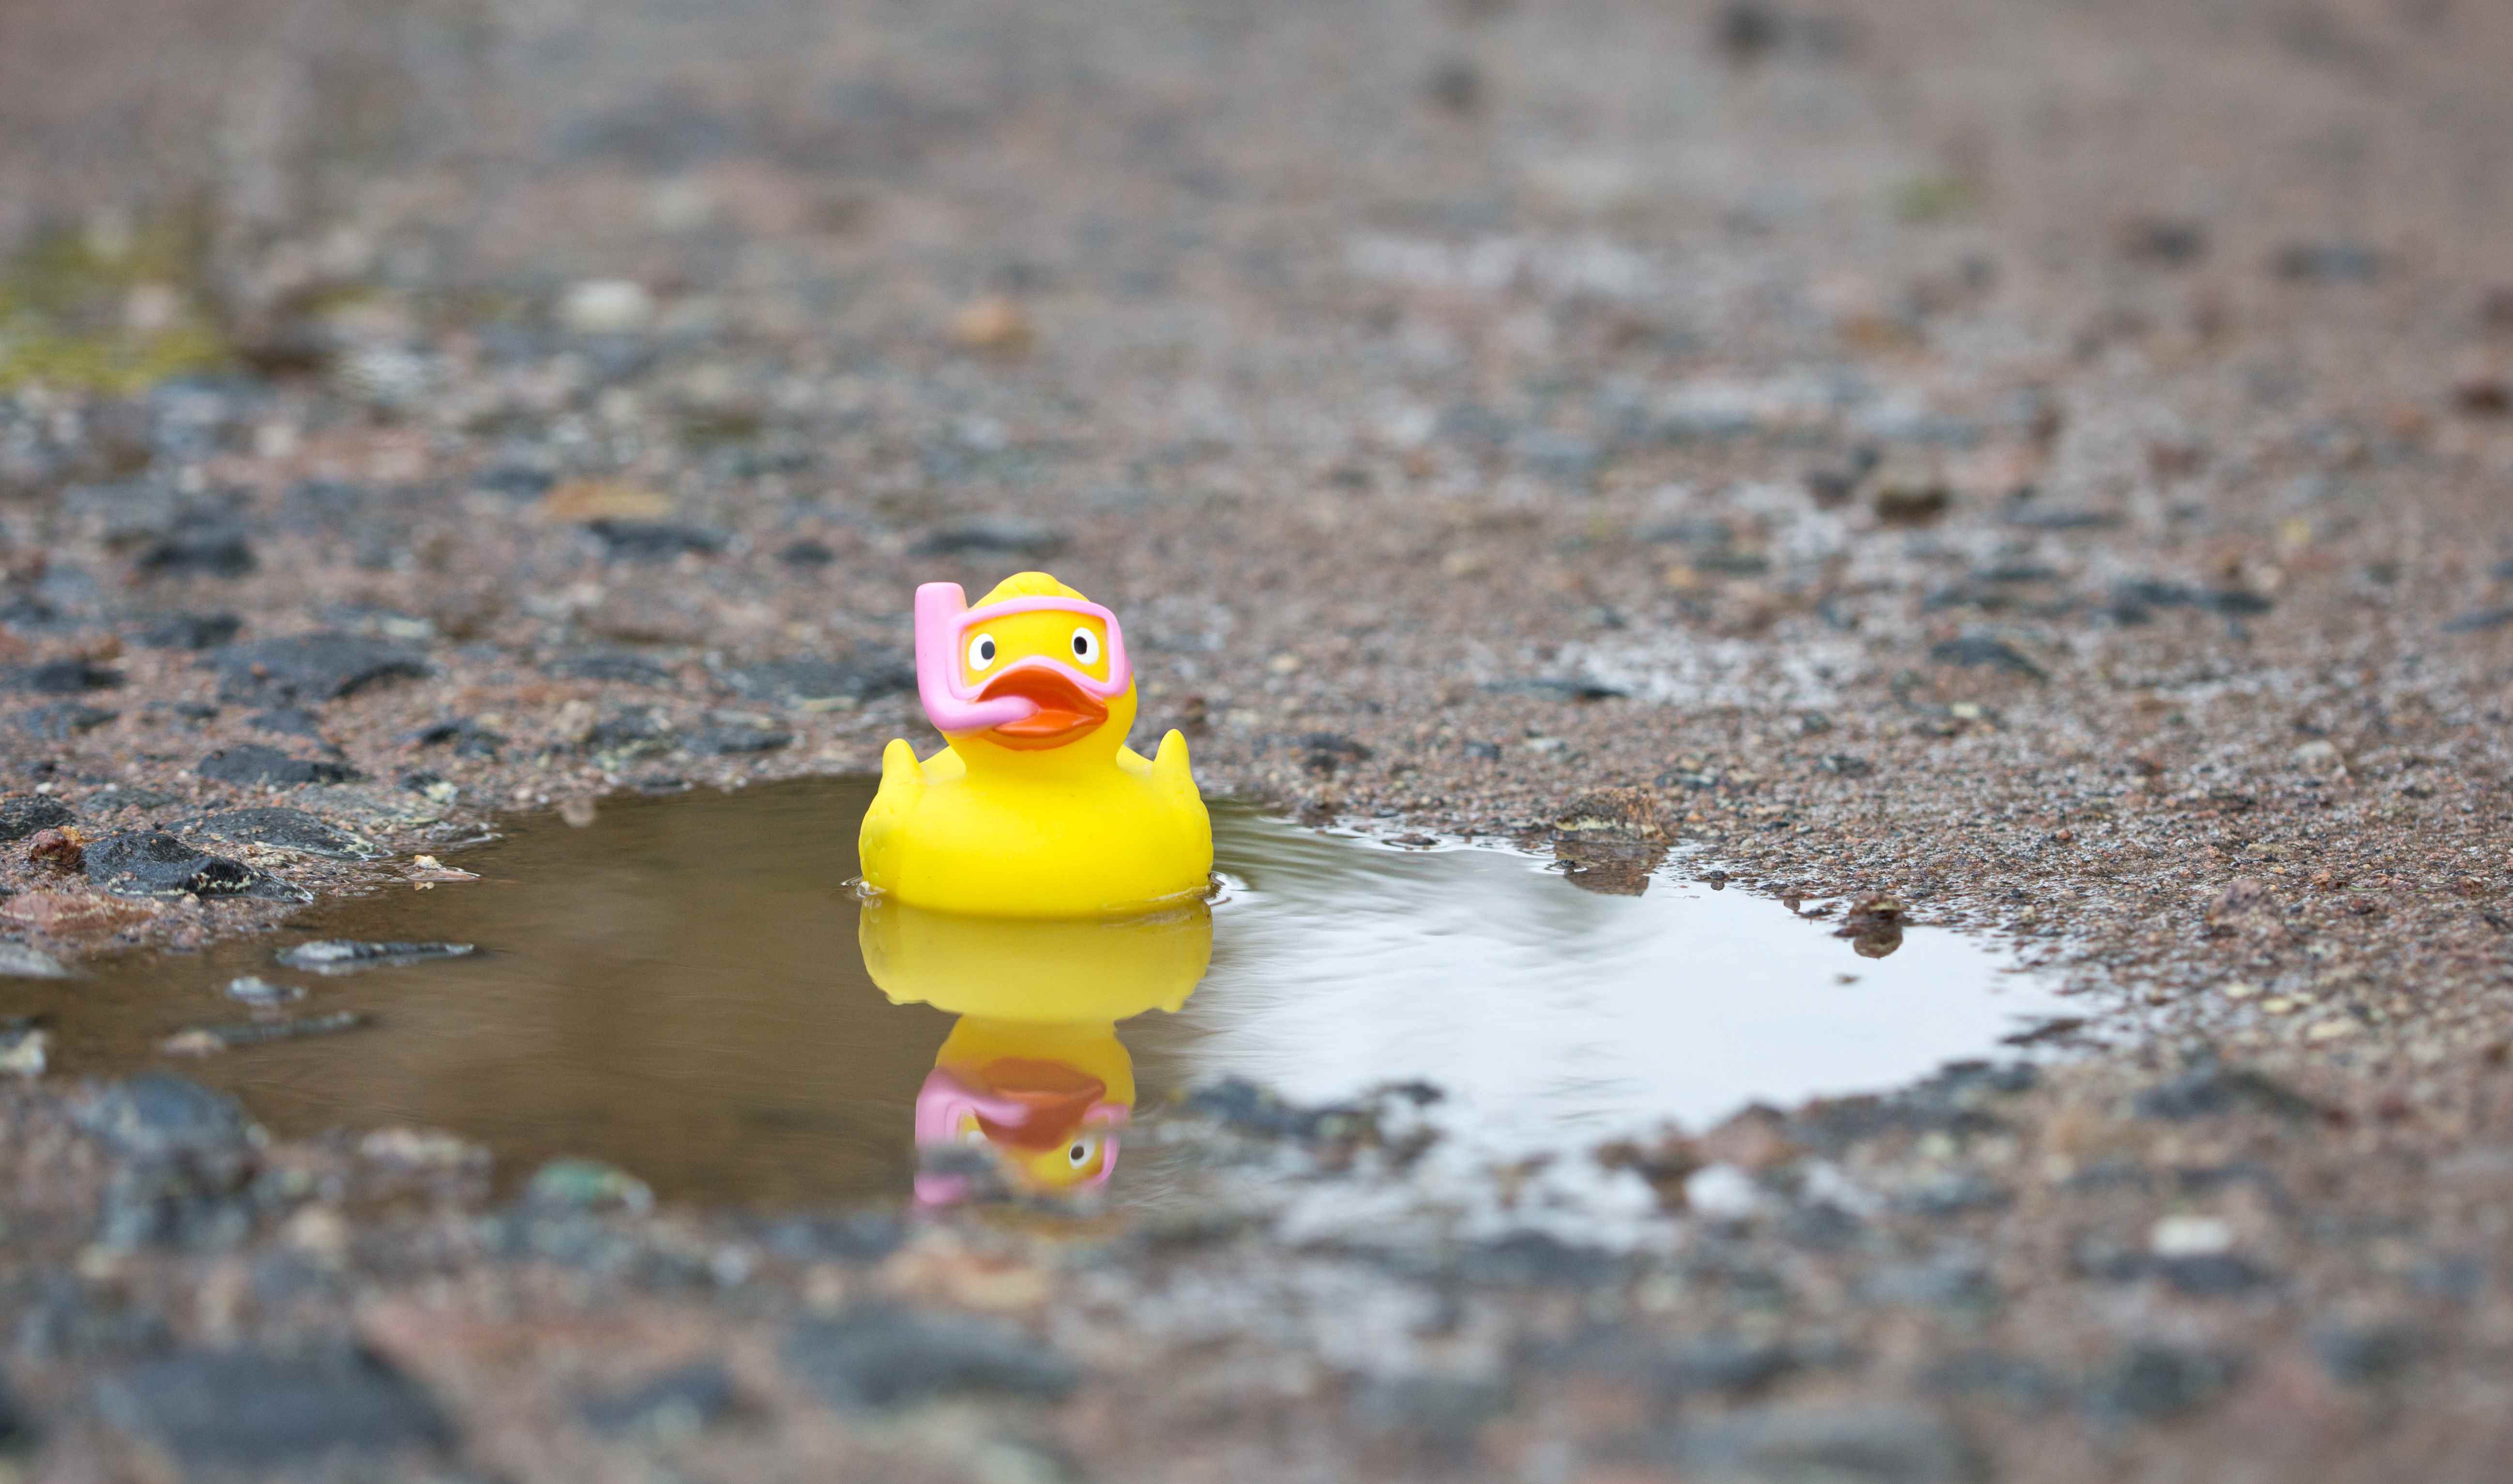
<box><xmin>5</xmin><ymin>777</ymin><xmax>2073</xmax><ymax>1209</ymax></box>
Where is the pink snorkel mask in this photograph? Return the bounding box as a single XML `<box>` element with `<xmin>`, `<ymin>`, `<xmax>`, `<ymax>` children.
<box><xmin>913</xmin><ymin>581</ymin><xmax>1133</xmax><ymax>735</ymax></box>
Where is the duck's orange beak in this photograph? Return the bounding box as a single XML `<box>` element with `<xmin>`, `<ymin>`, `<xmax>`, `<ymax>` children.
<box><xmin>976</xmin><ymin>666</ymin><xmax>1107</xmax><ymax>749</ymax></box>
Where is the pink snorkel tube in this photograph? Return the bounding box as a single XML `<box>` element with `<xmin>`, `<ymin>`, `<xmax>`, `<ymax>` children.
<box><xmin>913</xmin><ymin>582</ymin><xmax>1133</xmax><ymax>735</ymax></box>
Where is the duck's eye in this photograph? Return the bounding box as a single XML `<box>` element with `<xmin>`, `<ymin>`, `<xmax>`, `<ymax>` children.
<box><xmin>1066</xmin><ymin>1136</ymin><xmax>1097</xmax><ymax>1167</ymax></box>
<box><xmin>1070</xmin><ymin>628</ymin><xmax>1100</xmax><ymax>665</ymax></box>
<box><xmin>967</xmin><ymin>634</ymin><xmax>998</xmax><ymax>671</ymax></box>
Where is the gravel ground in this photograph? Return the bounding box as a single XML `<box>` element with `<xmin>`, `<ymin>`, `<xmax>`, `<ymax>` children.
<box><xmin>2</xmin><ymin>0</ymin><xmax>2512</xmax><ymax>1477</ymax></box>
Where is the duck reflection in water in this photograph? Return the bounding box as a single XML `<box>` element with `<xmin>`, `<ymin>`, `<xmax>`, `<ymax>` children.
<box><xmin>857</xmin><ymin>897</ymin><xmax>1211</xmax><ymax>1205</ymax></box>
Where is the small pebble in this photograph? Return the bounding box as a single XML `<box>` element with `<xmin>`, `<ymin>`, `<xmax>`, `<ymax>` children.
<box><xmin>224</xmin><ymin>976</ymin><xmax>306</xmax><ymax>1005</ymax></box>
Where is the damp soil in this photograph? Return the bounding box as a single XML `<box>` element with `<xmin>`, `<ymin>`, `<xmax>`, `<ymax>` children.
<box><xmin>14</xmin><ymin>777</ymin><xmax>2067</xmax><ymax>1207</ymax></box>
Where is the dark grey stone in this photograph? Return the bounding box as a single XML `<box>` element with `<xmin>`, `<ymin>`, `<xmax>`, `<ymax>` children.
<box><xmin>778</xmin><ymin>538</ymin><xmax>836</xmax><ymax>567</ymax></box>
<box><xmin>1480</xmin><ymin>676</ymin><xmax>1632</xmax><ymax>701</ymax></box>
<box><xmin>1862</xmin><ymin>1254</ymin><xmax>2000</xmax><ymax>1312</ymax></box>
<box><xmin>136</xmin><ymin>516</ymin><xmax>256</xmax><ymax>578</ymax></box>
<box><xmin>1662</xmin><ymin>1336</ymin><xmax>1801</xmax><ymax>1398</ymax></box>
<box><xmin>13</xmin><ymin>658</ymin><xmax>122</xmax><ymax>693</ymax></box>
<box><xmin>585</xmin><ymin>519</ymin><xmax>727</xmax><ymax>560</ymax></box>
<box><xmin>1782</xmin><ymin>1199</ymin><xmax>1866</xmax><ymax>1250</ymax></box>
<box><xmin>404</xmin><ymin>717</ymin><xmax>505</xmax><ymax>757</ymax></box>
<box><xmin>133</xmin><ymin>611</ymin><xmax>242</xmax><ymax>650</ymax></box>
<box><xmin>276</xmin><ymin>940</ymin><xmax>475</xmax><ymax>974</ymax></box>
<box><xmin>578</xmin><ymin>1360</ymin><xmax>740</xmax><ymax>1437</ymax></box>
<box><xmin>1514</xmin><ymin>429</ymin><xmax>1601</xmax><ymax>483</ymax></box>
<box><xmin>2442</xmin><ymin>606</ymin><xmax>2513</xmax><ymax>634</ymax></box>
<box><xmin>92</xmin><ymin>1348</ymin><xmax>453</xmax><ymax>1467</ymax></box>
<box><xmin>2312</xmin><ymin>1321</ymin><xmax>2429</xmax><ymax>1385</ymax></box>
<box><xmin>783</xmin><ymin>1304</ymin><xmax>1079</xmax><ymax>1411</ymax></box>
<box><xmin>911</xmin><ymin>519</ymin><xmax>1069</xmax><ymax>558</ymax></box>
<box><xmin>1667</xmin><ymin>1403</ymin><xmax>1990</xmax><ymax>1484</ymax></box>
<box><xmin>1351</xmin><ymin>1374</ymin><xmax>1507</xmax><ymax>1448</ymax></box>
<box><xmin>0</xmin><ymin>794</ymin><xmax>76</xmax><ymax>843</ymax></box>
<box><xmin>184</xmin><ymin>807</ymin><xmax>384</xmax><ymax>861</ymax></box>
<box><xmin>2407</xmin><ymin>1255</ymin><xmax>2487</xmax><ymax>1300</ymax></box>
<box><xmin>1920</xmin><ymin>1349</ymin><xmax>2069</xmax><ymax>1414</ymax></box>
<box><xmin>14</xmin><ymin>701</ymin><xmax>119</xmax><ymax>739</ymax></box>
<box><xmin>472</xmin><ymin>465</ymin><xmax>554</xmax><ymax>500</ymax></box>
<box><xmin>2271</xmin><ymin>240</ymin><xmax>2382</xmax><ymax>283</ymax></box>
<box><xmin>2003</xmin><ymin>504</ymin><xmax>2122</xmax><ymax>531</ymax></box>
<box><xmin>84</xmin><ymin>830</ymin><xmax>303</xmax><ymax>900</ymax></box>
<box><xmin>212</xmin><ymin>631</ymin><xmax>427</xmax><ymax>704</ymax></box>
<box><xmin>2108</xmin><ymin>579</ymin><xmax>2274</xmax><ymax>620</ymax></box>
<box><xmin>1297</xmin><ymin>732</ymin><xmax>1373</xmax><ymax>774</ymax></box>
<box><xmin>752</xmin><ymin>1212</ymin><xmax>906</xmax><ymax>1263</ymax></box>
<box><xmin>685</xmin><ymin>720</ymin><xmax>793</xmax><ymax>755</ymax></box>
<box><xmin>719</xmin><ymin>654</ymin><xmax>915</xmax><ymax>707</ymax></box>
<box><xmin>2122</xmin><ymin>217</ymin><xmax>2209</xmax><ymax>266</ymax></box>
<box><xmin>2153</xmin><ymin>1253</ymin><xmax>2278</xmax><ymax>1297</ymax></box>
<box><xmin>15</xmin><ymin>1272</ymin><xmax>173</xmax><ymax>1363</ymax></box>
<box><xmin>1900</xmin><ymin>1172</ymin><xmax>2012</xmax><ymax>1217</ymax></box>
<box><xmin>0</xmin><ymin>1378</ymin><xmax>31</xmax><ymax>1455</ymax></box>
<box><xmin>247</xmin><ymin>706</ymin><xmax>330</xmax><ymax>740</ymax></box>
<box><xmin>1184</xmin><ymin>1076</ymin><xmax>1364</xmax><ymax>1140</ymax></box>
<box><xmin>545</xmin><ymin>652</ymin><xmax>678</xmax><ymax>686</ymax></box>
<box><xmin>197</xmin><ymin>745</ymin><xmax>363</xmax><ymax>786</ymax></box>
<box><xmin>167</xmin><ymin>1012</ymin><xmax>371</xmax><ymax>1050</ymax></box>
<box><xmin>2134</xmin><ymin>1065</ymin><xmax>2320</xmax><ymax>1121</ymax></box>
<box><xmin>583</xmin><ymin>709</ymin><xmax>675</xmax><ymax>762</ymax></box>
<box><xmin>1455</xmin><ymin>1231</ymin><xmax>1622</xmax><ymax>1288</ymax></box>
<box><xmin>2081</xmin><ymin>1343</ymin><xmax>2241</xmax><ymax>1425</ymax></box>
<box><xmin>1928</xmin><ymin>635</ymin><xmax>2045</xmax><ymax>680</ymax></box>
<box><xmin>98</xmin><ymin>1152</ymin><xmax>257</xmax><ymax>1250</ymax></box>
<box><xmin>0</xmin><ymin>598</ymin><xmax>68</xmax><ymax>636</ymax></box>
<box><xmin>1544</xmin><ymin>1326</ymin><xmax>1799</xmax><ymax>1402</ymax></box>
<box><xmin>75</xmin><ymin>1074</ymin><xmax>255</xmax><ymax>1157</ymax></box>
<box><xmin>84</xmin><ymin>785</ymin><xmax>177</xmax><ymax>813</ymax></box>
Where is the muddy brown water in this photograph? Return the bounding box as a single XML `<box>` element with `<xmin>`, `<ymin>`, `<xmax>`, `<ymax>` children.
<box><xmin>4</xmin><ymin>778</ymin><xmax>2072</xmax><ymax>1208</ymax></box>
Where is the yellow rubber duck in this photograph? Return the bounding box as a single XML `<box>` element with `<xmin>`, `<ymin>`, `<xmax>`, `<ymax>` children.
<box><xmin>859</xmin><ymin>896</ymin><xmax>1211</xmax><ymax>1202</ymax></box>
<box><xmin>858</xmin><ymin>571</ymin><xmax>1211</xmax><ymax>917</ymax></box>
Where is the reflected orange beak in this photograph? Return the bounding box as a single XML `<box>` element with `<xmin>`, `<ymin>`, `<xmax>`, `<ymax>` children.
<box><xmin>969</xmin><ymin>1058</ymin><xmax>1106</xmax><ymax>1150</ymax></box>
<box><xmin>976</xmin><ymin>666</ymin><xmax>1107</xmax><ymax>749</ymax></box>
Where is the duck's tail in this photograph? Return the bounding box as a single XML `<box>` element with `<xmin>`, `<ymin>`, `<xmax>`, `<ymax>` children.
<box><xmin>859</xmin><ymin>738</ymin><xmax>928</xmax><ymax>884</ymax></box>
<box><xmin>1150</xmin><ymin>728</ymin><xmax>1199</xmax><ymax>810</ymax></box>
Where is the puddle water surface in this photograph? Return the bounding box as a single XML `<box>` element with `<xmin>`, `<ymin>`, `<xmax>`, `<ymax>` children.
<box><xmin>10</xmin><ymin>778</ymin><xmax>2071</xmax><ymax>1208</ymax></box>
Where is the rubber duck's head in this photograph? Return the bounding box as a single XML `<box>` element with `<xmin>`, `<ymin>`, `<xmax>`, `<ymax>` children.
<box><xmin>912</xmin><ymin>1020</ymin><xmax>1132</xmax><ymax>1205</ymax></box>
<box><xmin>914</xmin><ymin>572</ymin><xmax>1136</xmax><ymax>766</ymax></box>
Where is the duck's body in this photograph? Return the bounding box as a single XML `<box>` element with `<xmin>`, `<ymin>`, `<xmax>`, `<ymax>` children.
<box><xmin>857</xmin><ymin>572</ymin><xmax>1212</xmax><ymax>918</ymax></box>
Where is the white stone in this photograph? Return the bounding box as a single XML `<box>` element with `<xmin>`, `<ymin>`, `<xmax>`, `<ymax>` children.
<box><xmin>1683</xmin><ymin>1163</ymin><xmax>1760</xmax><ymax>1221</ymax></box>
<box><xmin>2149</xmin><ymin>1214</ymin><xmax>2234</xmax><ymax>1257</ymax></box>
<box><xmin>559</xmin><ymin>278</ymin><xmax>655</xmax><ymax>334</ymax></box>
